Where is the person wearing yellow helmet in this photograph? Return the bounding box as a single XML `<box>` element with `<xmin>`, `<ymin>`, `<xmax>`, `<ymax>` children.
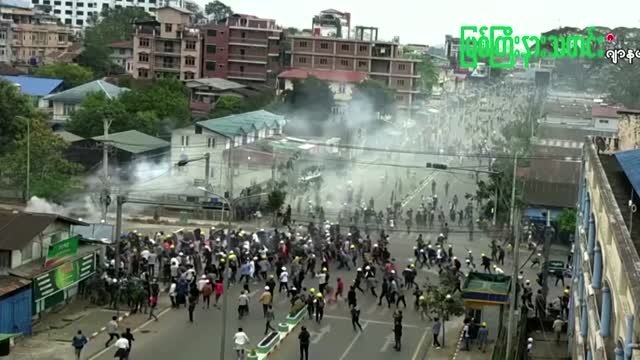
<box><xmin>315</xmin><ymin>291</ymin><xmax>325</xmax><ymax>323</ymax></box>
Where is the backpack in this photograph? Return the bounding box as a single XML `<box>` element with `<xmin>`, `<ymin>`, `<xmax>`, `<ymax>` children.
<box><xmin>203</xmin><ymin>283</ymin><xmax>213</xmax><ymax>296</ymax></box>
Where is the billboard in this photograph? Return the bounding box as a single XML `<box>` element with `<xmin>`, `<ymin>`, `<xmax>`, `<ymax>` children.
<box><xmin>33</xmin><ymin>253</ymin><xmax>96</xmax><ymax>301</ymax></box>
<box><xmin>44</xmin><ymin>236</ymin><xmax>79</xmax><ymax>268</ymax></box>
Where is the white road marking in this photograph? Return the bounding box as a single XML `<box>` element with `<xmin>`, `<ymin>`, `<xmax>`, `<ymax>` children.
<box><xmin>338</xmin><ymin>321</ymin><xmax>369</xmax><ymax>360</ymax></box>
<box><xmin>323</xmin><ymin>314</ymin><xmax>418</xmax><ymax>328</ymax></box>
<box><xmin>309</xmin><ymin>324</ymin><xmax>331</xmax><ymax>344</ymax></box>
<box><xmin>411</xmin><ymin>327</ymin><xmax>430</xmax><ymax>360</ymax></box>
<box><xmin>380</xmin><ymin>333</ymin><xmax>395</xmax><ymax>352</ymax></box>
<box><xmin>88</xmin><ymin>307</ymin><xmax>172</xmax><ymax>360</ymax></box>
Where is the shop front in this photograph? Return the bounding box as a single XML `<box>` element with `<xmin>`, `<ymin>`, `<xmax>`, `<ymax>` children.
<box><xmin>31</xmin><ymin>252</ymin><xmax>97</xmax><ymax>315</ymax></box>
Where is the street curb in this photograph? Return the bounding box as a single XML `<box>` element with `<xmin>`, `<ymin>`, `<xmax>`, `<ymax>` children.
<box><xmin>256</xmin><ymin>311</ymin><xmax>305</xmax><ymax>360</ymax></box>
<box><xmin>451</xmin><ymin>328</ymin><xmax>464</xmax><ymax>360</ymax></box>
<box><xmin>87</xmin><ymin>311</ymin><xmax>132</xmax><ymax>340</ymax></box>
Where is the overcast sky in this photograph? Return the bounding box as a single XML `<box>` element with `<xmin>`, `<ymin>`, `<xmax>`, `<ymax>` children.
<box><xmin>198</xmin><ymin>0</ymin><xmax>640</xmax><ymax>46</ymax></box>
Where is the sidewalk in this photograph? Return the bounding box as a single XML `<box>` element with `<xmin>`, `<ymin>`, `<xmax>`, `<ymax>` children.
<box><xmin>7</xmin><ymin>295</ymin><xmax>172</xmax><ymax>360</ymax></box>
<box><xmin>422</xmin><ymin>318</ymin><xmax>494</xmax><ymax>360</ymax></box>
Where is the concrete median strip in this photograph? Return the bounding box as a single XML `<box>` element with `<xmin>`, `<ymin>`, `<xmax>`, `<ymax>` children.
<box><xmin>251</xmin><ymin>306</ymin><xmax>306</xmax><ymax>360</ymax></box>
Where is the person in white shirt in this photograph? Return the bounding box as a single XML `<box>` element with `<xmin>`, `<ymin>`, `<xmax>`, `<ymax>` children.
<box><xmin>114</xmin><ymin>336</ymin><xmax>129</xmax><ymax>360</ymax></box>
<box><xmin>234</xmin><ymin>328</ymin><xmax>250</xmax><ymax>359</ymax></box>
<box><xmin>197</xmin><ymin>275</ymin><xmax>208</xmax><ymax>292</ymax></box>
<box><xmin>279</xmin><ymin>267</ymin><xmax>289</xmax><ymax>293</ymax></box>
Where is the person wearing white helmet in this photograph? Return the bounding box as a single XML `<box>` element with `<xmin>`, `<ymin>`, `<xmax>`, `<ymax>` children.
<box><xmin>279</xmin><ymin>267</ymin><xmax>289</xmax><ymax>294</ymax></box>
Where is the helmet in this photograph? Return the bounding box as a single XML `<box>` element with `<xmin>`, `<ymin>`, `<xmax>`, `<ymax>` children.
<box><xmin>357</xmin><ymin>268</ymin><xmax>362</xmax><ymax>271</ymax></box>
<box><xmin>468</xmin><ymin>250</ymin><xmax>472</xmax><ymax>253</ymax></box>
<box><xmin>448</xmin><ymin>244</ymin><xmax>453</xmax><ymax>248</ymax></box>
<box><xmin>465</xmin><ymin>259</ymin><xmax>470</xmax><ymax>263</ymax></box>
<box><xmin>373</xmin><ymin>244</ymin><xmax>378</xmax><ymax>247</ymax></box>
<box><xmin>350</xmin><ymin>244</ymin><xmax>355</xmax><ymax>249</ymax></box>
<box><xmin>265</xmin><ymin>286</ymin><xmax>270</xmax><ymax>290</ymax></box>
<box><xmin>391</xmin><ymin>270</ymin><xmax>396</xmax><ymax>274</ymax></box>
<box><xmin>413</xmin><ymin>246</ymin><xmax>418</xmax><ymax>250</ymax></box>
<box><xmin>419</xmin><ymin>295</ymin><xmax>425</xmax><ymax>300</ymax></box>
<box><xmin>316</xmin><ymin>293</ymin><xmax>323</xmax><ymax>298</ymax></box>
<box><xmin>481</xmin><ymin>253</ymin><xmax>485</xmax><ymax>257</ymax></box>
<box><xmin>527</xmin><ymin>337</ymin><xmax>533</xmax><ymax>343</ymax></box>
<box><xmin>281</xmin><ymin>267</ymin><xmax>287</xmax><ymax>271</ymax></box>
<box><xmin>310</xmin><ymin>288</ymin><xmax>316</xmax><ymax>293</ymax></box>
<box><xmin>420</xmin><ymin>249</ymin><xmax>425</xmax><ymax>253</ymax></box>
<box><xmin>409</xmin><ymin>264</ymin><xmax>415</xmax><ymax>268</ymax></box>
<box><xmin>322</xmin><ymin>267</ymin><xmax>328</xmax><ymax>272</ymax></box>
<box><xmin>453</xmin><ymin>256</ymin><xmax>458</xmax><ymax>260</ymax></box>
<box><xmin>365</xmin><ymin>266</ymin><xmax>371</xmax><ymax>270</ymax></box>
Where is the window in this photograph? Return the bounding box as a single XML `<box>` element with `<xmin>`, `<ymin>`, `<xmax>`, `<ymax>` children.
<box><xmin>338</xmin><ymin>83</ymin><xmax>346</xmax><ymax>93</ymax></box>
<box><xmin>76</xmin><ymin>11</ymin><xmax>83</xmax><ymax>15</ymax></box>
<box><xmin>206</xmin><ymin>44</ymin><xmax>216</xmax><ymax>53</ymax></box>
<box><xmin>599</xmin><ymin>119</ymin><xmax>609</xmax><ymax>124</ymax></box>
<box><xmin>76</xmin><ymin>19</ymin><xmax>83</xmax><ymax>25</ymax></box>
<box><xmin>119</xmin><ymin>48</ymin><xmax>125</xmax><ymax>54</ymax></box>
<box><xmin>320</xmin><ymin>42</ymin><xmax>329</xmax><ymax>49</ymax></box>
<box><xmin>181</xmin><ymin>135</ymin><xmax>189</xmax><ymax>146</ymax></box>
<box><xmin>319</xmin><ymin>58</ymin><xmax>328</xmax><ymax>65</ymax></box>
<box><xmin>358</xmin><ymin>60</ymin><xmax>367</xmax><ymax>67</ymax></box>
<box><xmin>185</xmin><ymin>40</ymin><xmax>195</xmax><ymax>50</ymax></box>
<box><xmin>207</xmin><ymin>29</ymin><xmax>216</xmax><ymax>37</ymax></box>
<box><xmin>54</xmin><ymin>1</ymin><xmax>60</xmax><ymax>4</ymax></box>
<box><xmin>340</xmin><ymin>59</ymin><xmax>349</xmax><ymax>66</ymax></box>
<box><xmin>241</xmin><ymin>31</ymin><xmax>246</xmax><ymax>38</ymax></box>
<box><xmin>397</xmin><ymin>79</ymin><xmax>405</xmax><ymax>86</ymax></box>
<box><xmin>359</xmin><ymin>45</ymin><xmax>367</xmax><ymax>52</ymax></box>
<box><xmin>165</xmin><ymin>24</ymin><xmax>172</xmax><ymax>32</ymax></box>
<box><xmin>76</xmin><ymin>1</ymin><xmax>83</xmax><ymax>5</ymax></box>
<box><xmin>64</xmin><ymin>18</ymin><xmax>71</xmax><ymax>24</ymax></box>
<box><xmin>298</xmin><ymin>56</ymin><xmax>307</xmax><ymax>64</ymax></box>
<box><xmin>53</xmin><ymin>9</ymin><xmax>60</xmax><ymax>13</ymax></box>
<box><xmin>341</xmin><ymin>44</ymin><xmax>349</xmax><ymax>51</ymax></box>
<box><xmin>65</xmin><ymin>10</ymin><xmax>72</xmax><ymax>14</ymax></box>
<box><xmin>138</xmin><ymin>53</ymin><xmax>148</xmax><ymax>62</ymax></box>
<box><xmin>299</xmin><ymin>41</ymin><xmax>307</xmax><ymax>47</ymax></box>
<box><xmin>63</xmin><ymin>104</ymin><xmax>75</xmax><ymax>115</ymax></box>
<box><xmin>398</xmin><ymin>63</ymin><xmax>406</xmax><ymax>70</ymax></box>
<box><xmin>32</xmin><ymin>0</ymin><xmax>39</xmax><ymax>4</ymax></box>
<box><xmin>87</xmin><ymin>2</ymin><xmax>93</xmax><ymax>6</ymax></box>
<box><xmin>205</xmin><ymin>61</ymin><xmax>216</xmax><ymax>70</ymax></box>
<box><xmin>138</xmin><ymin>68</ymin><xmax>148</xmax><ymax>78</ymax></box>
<box><xmin>102</xmin><ymin>3</ymin><xmax>108</xmax><ymax>8</ymax></box>
<box><xmin>0</xmin><ymin>251</ymin><xmax>10</xmax><ymax>269</ymax></box>
<box><xmin>207</xmin><ymin>137</ymin><xmax>215</xmax><ymax>148</ymax></box>
<box><xmin>210</xmin><ymin>167</ymin><xmax>214</xmax><ymax>178</ymax></box>
<box><xmin>185</xmin><ymin>56</ymin><xmax>195</xmax><ymax>66</ymax></box>
<box><xmin>184</xmin><ymin>71</ymin><xmax>194</xmax><ymax>80</ymax></box>
<box><xmin>64</xmin><ymin>1</ymin><xmax>71</xmax><ymax>5</ymax></box>
<box><xmin>139</xmin><ymin>38</ymin><xmax>149</xmax><ymax>47</ymax></box>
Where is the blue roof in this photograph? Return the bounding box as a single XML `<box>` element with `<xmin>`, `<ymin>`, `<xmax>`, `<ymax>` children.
<box><xmin>0</xmin><ymin>75</ymin><xmax>64</xmax><ymax>97</ymax></box>
<box><xmin>615</xmin><ymin>149</ymin><xmax>640</xmax><ymax>195</ymax></box>
<box><xmin>197</xmin><ymin>110</ymin><xmax>286</xmax><ymax>138</ymax></box>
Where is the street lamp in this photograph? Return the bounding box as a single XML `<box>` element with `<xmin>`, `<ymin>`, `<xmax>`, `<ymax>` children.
<box><xmin>177</xmin><ymin>153</ymin><xmax>211</xmax><ymax>193</ymax></box>
<box><xmin>442</xmin><ymin>294</ymin><xmax>453</xmax><ymax>348</ymax></box>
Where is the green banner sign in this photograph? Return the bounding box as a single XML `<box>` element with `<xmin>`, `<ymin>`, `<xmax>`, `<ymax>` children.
<box><xmin>34</xmin><ymin>253</ymin><xmax>95</xmax><ymax>301</ymax></box>
<box><xmin>45</xmin><ymin>236</ymin><xmax>79</xmax><ymax>268</ymax></box>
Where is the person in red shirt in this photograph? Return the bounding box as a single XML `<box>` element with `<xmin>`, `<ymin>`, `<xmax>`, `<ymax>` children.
<box><xmin>334</xmin><ymin>278</ymin><xmax>345</xmax><ymax>303</ymax></box>
<box><xmin>214</xmin><ymin>279</ymin><xmax>224</xmax><ymax>307</ymax></box>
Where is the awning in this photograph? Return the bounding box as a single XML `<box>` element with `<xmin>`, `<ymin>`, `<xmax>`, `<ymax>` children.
<box><xmin>524</xmin><ymin>207</ymin><xmax>562</xmax><ymax>222</ymax></box>
<box><xmin>614</xmin><ymin>149</ymin><xmax>640</xmax><ymax>195</ymax></box>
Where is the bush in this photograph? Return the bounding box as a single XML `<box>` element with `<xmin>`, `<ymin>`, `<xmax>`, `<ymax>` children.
<box><xmin>288</xmin><ymin>302</ymin><xmax>305</xmax><ymax>317</ymax></box>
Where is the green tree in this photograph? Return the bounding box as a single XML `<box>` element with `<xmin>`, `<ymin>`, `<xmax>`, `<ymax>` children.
<box><xmin>1</xmin><ymin>118</ymin><xmax>80</xmax><ymax>200</ymax></box>
<box><xmin>557</xmin><ymin>208</ymin><xmax>577</xmax><ymax>234</ymax></box>
<box><xmin>0</xmin><ymin>80</ymin><xmax>39</xmax><ymax>153</ymax></box>
<box><xmin>267</xmin><ymin>188</ymin><xmax>287</xmax><ymax>224</ymax></box>
<box><xmin>33</xmin><ymin>63</ymin><xmax>94</xmax><ymax>88</ymax></box>
<box><xmin>204</xmin><ymin>0</ymin><xmax>233</xmax><ymax>21</ymax></box>
<box><xmin>414</xmin><ymin>54</ymin><xmax>439</xmax><ymax>96</ymax></box>
<box><xmin>352</xmin><ymin>79</ymin><xmax>396</xmax><ymax>116</ymax></box>
<box><xmin>67</xmin><ymin>79</ymin><xmax>191</xmax><ymax>137</ymax></box>
<box><xmin>209</xmin><ymin>91</ymin><xmax>275</xmax><ymax>119</ymax></box>
<box><xmin>184</xmin><ymin>0</ymin><xmax>205</xmax><ymax>23</ymax></box>
<box><xmin>285</xmin><ymin>76</ymin><xmax>335</xmax><ymax>133</ymax></box>
<box><xmin>79</xmin><ymin>7</ymin><xmax>152</xmax><ymax>75</ymax></box>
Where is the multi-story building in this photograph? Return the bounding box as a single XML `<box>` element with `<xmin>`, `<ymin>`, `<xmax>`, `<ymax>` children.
<box><xmin>28</xmin><ymin>0</ymin><xmax>179</xmax><ymax>30</ymax></box>
<box><xmin>131</xmin><ymin>6</ymin><xmax>202</xmax><ymax>81</ymax></box>
<box><xmin>8</xmin><ymin>10</ymin><xmax>74</xmax><ymax>65</ymax></box>
<box><xmin>108</xmin><ymin>40</ymin><xmax>132</xmax><ymax>71</ymax></box>
<box><xmin>289</xmin><ymin>26</ymin><xmax>421</xmax><ymax>113</ymax></box>
<box><xmin>570</xmin><ymin>138</ymin><xmax>640</xmax><ymax>360</ymax></box>
<box><xmin>0</xmin><ymin>20</ymin><xmax>12</xmax><ymax>63</ymax></box>
<box><xmin>200</xmin><ymin>14</ymin><xmax>282</xmax><ymax>84</ymax></box>
<box><xmin>311</xmin><ymin>9</ymin><xmax>350</xmax><ymax>38</ymax></box>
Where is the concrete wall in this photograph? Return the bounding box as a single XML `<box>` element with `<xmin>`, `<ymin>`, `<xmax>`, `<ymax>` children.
<box><xmin>9</xmin><ymin>222</ymin><xmax>70</xmax><ymax>269</ymax></box>
<box><xmin>571</xmin><ymin>140</ymin><xmax>640</xmax><ymax>360</ymax></box>
<box><xmin>618</xmin><ymin>113</ymin><xmax>640</xmax><ymax>151</ymax></box>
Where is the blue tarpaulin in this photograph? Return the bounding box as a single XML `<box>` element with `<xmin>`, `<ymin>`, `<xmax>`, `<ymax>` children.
<box><xmin>525</xmin><ymin>207</ymin><xmax>562</xmax><ymax>222</ymax></box>
<box><xmin>614</xmin><ymin>149</ymin><xmax>640</xmax><ymax>196</ymax></box>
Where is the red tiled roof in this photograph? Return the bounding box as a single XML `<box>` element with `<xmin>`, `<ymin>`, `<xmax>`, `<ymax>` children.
<box><xmin>278</xmin><ymin>69</ymin><xmax>368</xmax><ymax>82</ymax></box>
<box><xmin>109</xmin><ymin>40</ymin><xmax>133</xmax><ymax>49</ymax></box>
<box><xmin>592</xmin><ymin>105</ymin><xmax>625</xmax><ymax>118</ymax></box>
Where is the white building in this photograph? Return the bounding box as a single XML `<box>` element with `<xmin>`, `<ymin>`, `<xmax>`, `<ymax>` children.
<box><xmin>170</xmin><ymin>110</ymin><xmax>285</xmax><ymax>196</ymax></box>
<box><xmin>276</xmin><ymin>68</ymin><xmax>368</xmax><ymax>118</ymax></box>
<box><xmin>29</xmin><ymin>0</ymin><xmax>181</xmax><ymax>30</ymax></box>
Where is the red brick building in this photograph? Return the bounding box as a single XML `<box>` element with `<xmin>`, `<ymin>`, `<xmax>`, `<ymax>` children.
<box><xmin>201</xmin><ymin>14</ymin><xmax>282</xmax><ymax>84</ymax></box>
<box><xmin>288</xmin><ymin>26</ymin><xmax>421</xmax><ymax>113</ymax></box>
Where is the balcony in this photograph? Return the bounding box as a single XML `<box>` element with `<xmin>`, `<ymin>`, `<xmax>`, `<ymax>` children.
<box><xmin>154</xmin><ymin>49</ymin><xmax>181</xmax><ymax>56</ymax></box>
<box><xmin>227</xmin><ymin>70</ymin><xmax>266</xmax><ymax>81</ymax></box>
<box><xmin>228</xmin><ymin>37</ymin><xmax>268</xmax><ymax>47</ymax></box>
<box><xmin>154</xmin><ymin>63</ymin><xmax>180</xmax><ymax>71</ymax></box>
<box><xmin>228</xmin><ymin>53</ymin><xmax>267</xmax><ymax>64</ymax></box>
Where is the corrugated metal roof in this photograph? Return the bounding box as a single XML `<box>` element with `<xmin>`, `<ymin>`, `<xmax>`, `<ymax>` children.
<box><xmin>43</xmin><ymin>80</ymin><xmax>128</xmax><ymax>104</ymax></box>
<box><xmin>0</xmin><ymin>275</ymin><xmax>30</xmax><ymax>297</ymax></box>
<box><xmin>54</xmin><ymin>130</ymin><xmax>84</xmax><ymax>143</ymax></box>
<box><xmin>0</xmin><ymin>210</ymin><xmax>88</xmax><ymax>250</ymax></box>
<box><xmin>1</xmin><ymin>75</ymin><xmax>63</xmax><ymax>97</ymax></box>
<box><xmin>278</xmin><ymin>69</ymin><xmax>368</xmax><ymax>82</ymax></box>
<box><xmin>197</xmin><ymin>110</ymin><xmax>286</xmax><ymax>138</ymax></box>
<box><xmin>93</xmin><ymin>130</ymin><xmax>169</xmax><ymax>154</ymax></box>
<box><xmin>614</xmin><ymin>149</ymin><xmax>640</xmax><ymax>195</ymax></box>
<box><xmin>185</xmin><ymin>78</ymin><xmax>245</xmax><ymax>90</ymax></box>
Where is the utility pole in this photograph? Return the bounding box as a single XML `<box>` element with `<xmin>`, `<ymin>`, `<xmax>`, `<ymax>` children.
<box><xmin>508</xmin><ymin>152</ymin><xmax>519</xmax><ymax>232</ymax></box>
<box><xmin>204</xmin><ymin>152</ymin><xmax>210</xmax><ymax>190</ymax></box>
<box><xmin>506</xmin><ymin>207</ymin><xmax>521</xmax><ymax>359</ymax></box>
<box><xmin>493</xmin><ymin>184</ymin><xmax>498</xmax><ymax>226</ymax></box>
<box><xmin>101</xmin><ymin>119</ymin><xmax>112</xmax><ymax>222</ymax></box>
<box><xmin>541</xmin><ymin>209</ymin><xmax>553</xmax><ymax>301</ymax></box>
<box><xmin>26</xmin><ymin>117</ymin><xmax>30</xmax><ymax>202</ymax></box>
